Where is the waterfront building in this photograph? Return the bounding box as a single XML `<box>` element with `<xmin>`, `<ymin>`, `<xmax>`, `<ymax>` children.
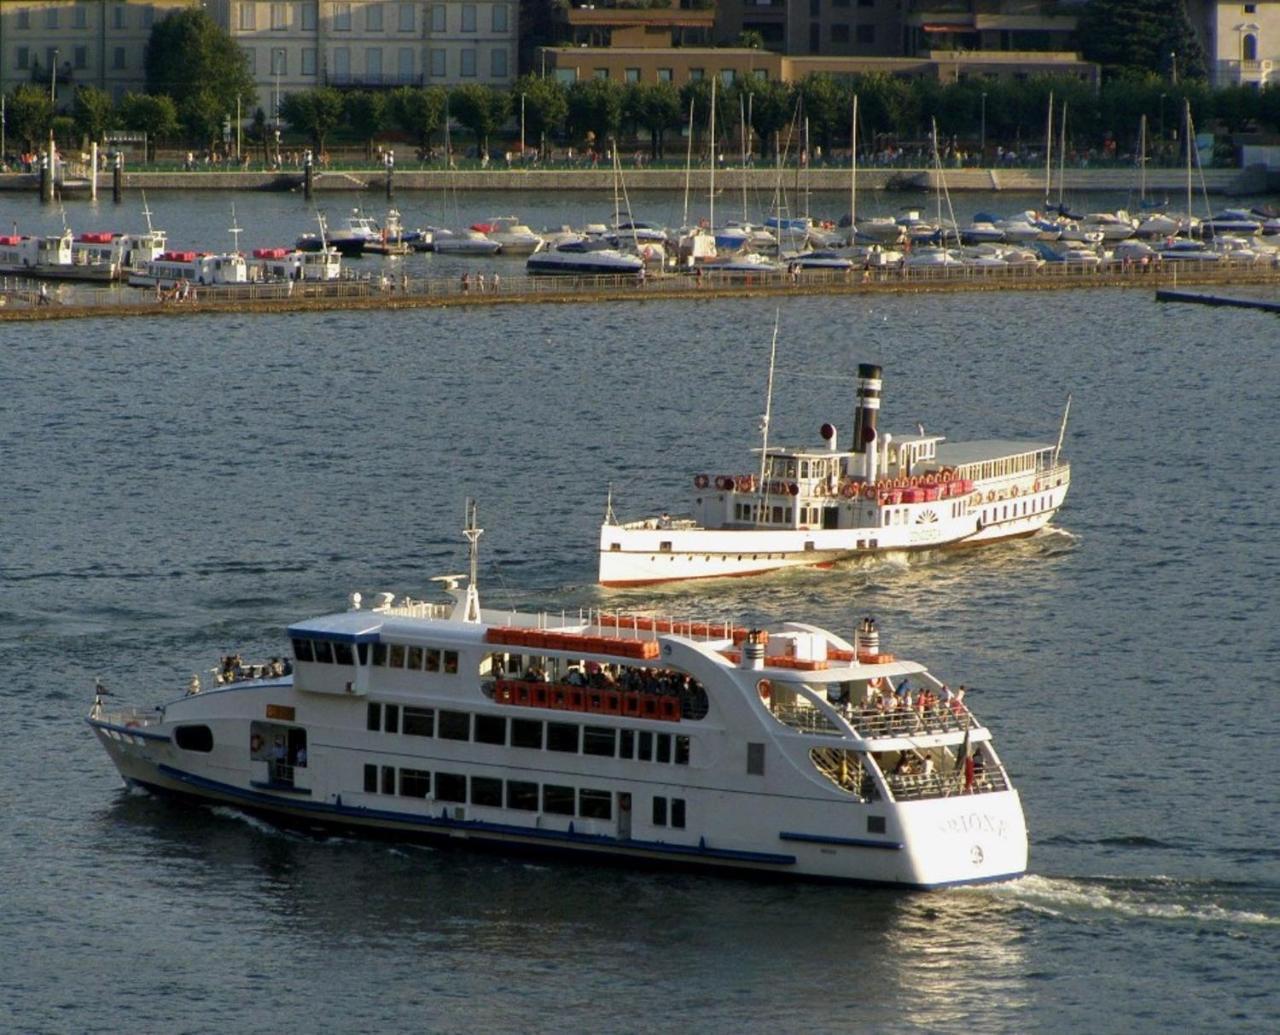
<box><xmin>1204</xmin><ymin>0</ymin><xmax>1278</xmax><ymax>86</ymax></box>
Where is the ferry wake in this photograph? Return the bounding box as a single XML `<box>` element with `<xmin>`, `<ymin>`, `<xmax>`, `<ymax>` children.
<box><xmin>599</xmin><ymin>362</ymin><xmax>1071</xmax><ymax>586</ymax></box>
<box><xmin>89</xmin><ymin>506</ymin><xmax>1027</xmax><ymax>887</ymax></box>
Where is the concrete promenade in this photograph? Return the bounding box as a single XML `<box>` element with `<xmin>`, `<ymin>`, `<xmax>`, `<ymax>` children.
<box><xmin>4</xmin><ymin>261</ymin><xmax>1277</xmax><ymax>322</ymax></box>
<box><xmin>1</xmin><ymin>164</ymin><xmax>1271</xmax><ymax>196</ymax></box>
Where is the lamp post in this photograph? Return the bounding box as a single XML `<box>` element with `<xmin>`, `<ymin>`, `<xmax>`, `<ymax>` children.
<box><xmin>520</xmin><ymin>91</ymin><xmax>526</xmax><ymax>157</ymax></box>
<box><xmin>1171</xmin><ymin>51</ymin><xmax>1178</xmax><ymax>86</ymax></box>
<box><xmin>1159</xmin><ymin>92</ymin><xmax>1166</xmax><ymax>144</ymax></box>
<box><xmin>50</xmin><ymin>48</ymin><xmax>59</xmax><ymax>105</ymax></box>
<box><xmin>980</xmin><ymin>91</ymin><xmax>987</xmax><ymax>158</ymax></box>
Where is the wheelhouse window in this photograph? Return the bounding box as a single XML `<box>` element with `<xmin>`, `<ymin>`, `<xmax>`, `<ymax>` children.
<box><xmin>174</xmin><ymin>725</ymin><xmax>214</xmax><ymax>752</ymax></box>
<box><xmin>435</xmin><ymin>772</ymin><xmax>466</xmax><ymax>802</ymax></box>
<box><xmin>399</xmin><ymin>769</ymin><xmax>431</xmax><ymax>797</ymax></box>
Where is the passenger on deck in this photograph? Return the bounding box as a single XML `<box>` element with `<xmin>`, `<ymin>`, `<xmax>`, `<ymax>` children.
<box><xmin>657</xmin><ymin>512</ymin><xmax>672</xmax><ymax>529</ymax></box>
<box><xmin>951</xmin><ymin>685</ymin><xmax>967</xmax><ymax>713</ymax></box>
<box><xmin>566</xmin><ymin>666</ymin><xmax>587</xmax><ymax>687</ymax></box>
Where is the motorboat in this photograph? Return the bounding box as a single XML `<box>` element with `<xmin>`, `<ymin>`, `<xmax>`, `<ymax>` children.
<box><xmin>476</xmin><ymin>217</ymin><xmax>544</xmax><ymax>255</ymax></box>
<box><xmin>600</xmin><ymin>362</ymin><xmax>1070</xmax><ymax>586</ymax></box>
<box><xmin>526</xmin><ymin>236</ymin><xmax>643</xmax><ymax>275</ymax></box>
<box><xmin>1202</xmin><ymin>209</ymin><xmax>1263</xmax><ymax>237</ymax></box>
<box><xmin>88</xmin><ymin>508</ymin><xmax>1030</xmax><ymax>887</ymax></box>
<box><xmin>431</xmin><ymin>229</ymin><xmax>503</xmax><ymax>256</ymax></box>
<box><xmin>701</xmin><ymin>252</ymin><xmax>785</xmax><ymax>276</ymax></box>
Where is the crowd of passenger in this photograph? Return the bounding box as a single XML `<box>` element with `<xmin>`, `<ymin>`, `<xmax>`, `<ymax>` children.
<box><xmin>834</xmin><ymin>679</ymin><xmax>971</xmax><ymax>735</ymax></box>
<box><xmin>492</xmin><ymin>653</ymin><xmax>710</xmax><ymax>720</ymax></box>
<box><xmin>214</xmin><ymin>653</ymin><xmax>292</xmax><ymax>685</ymax></box>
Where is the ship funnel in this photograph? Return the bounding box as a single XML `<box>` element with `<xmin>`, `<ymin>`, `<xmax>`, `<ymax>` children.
<box><xmin>851</xmin><ymin>363</ymin><xmax>882</xmax><ymax>454</ymax></box>
<box><xmin>820</xmin><ymin>422</ymin><xmax>838</xmax><ymax>452</ymax></box>
<box><xmin>854</xmin><ymin>616</ymin><xmax>880</xmax><ymax>657</ymax></box>
<box><xmin>740</xmin><ymin>630</ymin><xmax>767</xmax><ymax>670</ymax></box>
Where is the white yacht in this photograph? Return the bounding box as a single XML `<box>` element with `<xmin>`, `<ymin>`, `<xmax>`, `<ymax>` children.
<box><xmin>87</xmin><ymin>509</ymin><xmax>1029</xmax><ymax>888</ymax></box>
<box><xmin>431</xmin><ymin>228</ymin><xmax>503</xmax><ymax>256</ymax></box>
<box><xmin>477</xmin><ymin>217</ymin><xmax>545</xmax><ymax>255</ymax></box>
<box><xmin>599</xmin><ymin>363</ymin><xmax>1070</xmax><ymax>586</ymax></box>
<box><xmin>526</xmin><ymin>237</ymin><xmax>643</xmax><ymax>276</ymax></box>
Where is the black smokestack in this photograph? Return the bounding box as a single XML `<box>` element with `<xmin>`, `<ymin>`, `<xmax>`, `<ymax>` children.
<box><xmin>851</xmin><ymin>363</ymin><xmax>882</xmax><ymax>454</ymax></box>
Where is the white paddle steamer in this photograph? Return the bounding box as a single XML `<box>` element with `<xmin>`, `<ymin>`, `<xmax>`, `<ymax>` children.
<box><xmin>599</xmin><ymin>363</ymin><xmax>1070</xmax><ymax>586</ymax></box>
<box><xmin>88</xmin><ymin>508</ymin><xmax>1027</xmax><ymax>887</ymax></box>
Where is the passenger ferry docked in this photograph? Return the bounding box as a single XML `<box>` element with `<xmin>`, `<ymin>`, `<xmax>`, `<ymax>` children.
<box><xmin>88</xmin><ymin>509</ymin><xmax>1027</xmax><ymax>887</ymax></box>
<box><xmin>599</xmin><ymin>363</ymin><xmax>1071</xmax><ymax>586</ymax></box>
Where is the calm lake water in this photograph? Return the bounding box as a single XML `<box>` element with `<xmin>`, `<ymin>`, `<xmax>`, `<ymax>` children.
<box><xmin>2</xmin><ymin>194</ymin><xmax>1278</xmax><ymax>1032</ymax></box>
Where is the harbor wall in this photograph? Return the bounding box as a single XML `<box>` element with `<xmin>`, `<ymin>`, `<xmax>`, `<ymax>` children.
<box><xmin>0</xmin><ymin>166</ymin><xmax>1267</xmax><ymax>196</ymax></box>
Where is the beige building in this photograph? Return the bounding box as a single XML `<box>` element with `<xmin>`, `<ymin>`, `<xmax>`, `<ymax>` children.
<box><xmin>714</xmin><ymin>0</ymin><xmax>904</xmax><ymax>57</ymax></box>
<box><xmin>209</xmin><ymin>0</ymin><xmax>519</xmax><ymax>104</ymax></box>
<box><xmin>1206</xmin><ymin>0</ymin><xmax>1278</xmax><ymax>86</ymax></box>
<box><xmin>0</xmin><ymin>0</ymin><xmax>200</xmax><ymax>104</ymax></box>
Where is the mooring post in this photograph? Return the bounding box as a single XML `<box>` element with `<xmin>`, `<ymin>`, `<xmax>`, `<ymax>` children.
<box><xmin>112</xmin><ymin>152</ymin><xmax>123</xmax><ymax>204</ymax></box>
<box><xmin>385</xmin><ymin>149</ymin><xmax>394</xmax><ymax>200</ymax></box>
<box><xmin>304</xmin><ymin>149</ymin><xmax>314</xmax><ymax>201</ymax></box>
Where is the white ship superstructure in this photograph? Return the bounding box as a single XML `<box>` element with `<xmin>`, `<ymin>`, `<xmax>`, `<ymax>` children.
<box><xmin>599</xmin><ymin>364</ymin><xmax>1070</xmax><ymax>586</ymax></box>
<box><xmin>88</xmin><ymin>513</ymin><xmax>1026</xmax><ymax>888</ymax></box>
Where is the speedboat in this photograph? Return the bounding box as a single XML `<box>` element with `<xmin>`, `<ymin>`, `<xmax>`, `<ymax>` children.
<box><xmin>1202</xmin><ymin>209</ymin><xmax>1263</xmax><ymax>237</ymax></box>
<box><xmin>431</xmin><ymin>229</ymin><xmax>503</xmax><ymax>256</ymax></box>
<box><xmin>787</xmin><ymin>251</ymin><xmax>857</xmax><ymax>271</ymax></box>
<box><xmin>701</xmin><ymin>252</ymin><xmax>785</xmax><ymax>276</ymax></box>
<box><xmin>88</xmin><ymin>509</ymin><xmax>1030</xmax><ymax>887</ymax></box>
<box><xmin>526</xmin><ymin>236</ymin><xmax>643</xmax><ymax>275</ymax></box>
<box><xmin>476</xmin><ymin>217</ymin><xmax>544</xmax><ymax>255</ymax></box>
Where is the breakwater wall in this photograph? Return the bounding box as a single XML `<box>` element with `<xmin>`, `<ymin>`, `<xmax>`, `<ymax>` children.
<box><xmin>2</xmin><ymin>165</ymin><xmax>1270</xmax><ymax>195</ymax></box>
<box><xmin>5</xmin><ymin>262</ymin><xmax>1277</xmax><ymax>322</ymax></box>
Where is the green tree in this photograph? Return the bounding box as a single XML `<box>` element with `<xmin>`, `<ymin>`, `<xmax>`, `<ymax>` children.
<box><xmin>1077</xmin><ymin>0</ymin><xmax>1206</xmax><ymax>82</ymax></box>
<box><xmin>568</xmin><ymin>78</ymin><xmax>624</xmax><ymax>150</ymax></box>
<box><xmin>512</xmin><ymin>75</ymin><xmax>568</xmax><ymax>153</ymax></box>
<box><xmin>71</xmin><ymin>85</ymin><xmax>117</xmax><ymax>144</ymax></box>
<box><xmin>344</xmin><ymin>91</ymin><xmax>389</xmax><ymax>160</ymax></box>
<box><xmin>279</xmin><ymin>88</ymin><xmax>345</xmax><ymax>154</ymax></box>
<box><xmin>735</xmin><ymin>78</ymin><xmax>792</xmax><ymax>159</ymax></box>
<box><xmin>678</xmin><ymin>77</ymin><xmax>715</xmax><ymax>154</ymax></box>
<box><xmin>624</xmin><ymin>81</ymin><xmax>681</xmax><ymax>158</ymax></box>
<box><xmin>448</xmin><ymin>84</ymin><xmax>510</xmax><ymax>156</ymax></box>
<box><xmin>794</xmin><ymin>74</ymin><xmax>844</xmax><ymax>152</ymax></box>
<box><xmin>7</xmin><ymin>84</ymin><xmax>54</xmax><ymax>152</ymax></box>
<box><xmin>388</xmin><ymin>86</ymin><xmax>447</xmax><ymax>151</ymax></box>
<box><xmin>119</xmin><ymin>92</ymin><xmax>179</xmax><ymax>161</ymax></box>
<box><xmin>144</xmin><ymin>7</ymin><xmax>256</xmax><ymax>145</ymax></box>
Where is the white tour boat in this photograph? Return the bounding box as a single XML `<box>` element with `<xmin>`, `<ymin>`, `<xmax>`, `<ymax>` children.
<box><xmin>127</xmin><ymin>250</ymin><xmax>249</xmax><ymax>290</ymax></box>
<box><xmin>0</xmin><ymin>229</ymin><xmax>116</xmax><ymax>282</ymax></box>
<box><xmin>249</xmin><ymin>246</ymin><xmax>342</xmax><ymax>282</ymax></box>
<box><xmin>87</xmin><ymin>509</ymin><xmax>1028</xmax><ymax>888</ymax></box>
<box><xmin>599</xmin><ymin>363</ymin><xmax>1070</xmax><ymax>587</ymax></box>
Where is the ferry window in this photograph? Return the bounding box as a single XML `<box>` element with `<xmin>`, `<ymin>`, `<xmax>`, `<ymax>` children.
<box><xmin>475</xmin><ymin>714</ymin><xmax>506</xmax><ymax>745</ymax></box>
<box><xmin>381</xmin><ymin>765</ymin><xmax>395</xmax><ymax>794</ymax></box>
<box><xmin>364</xmin><ymin>764</ymin><xmax>377</xmax><ymax>792</ymax></box>
<box><xmin>444</xmin><ymin>651</ymin><xmax>459</xmax><ymax>674</ymax></box>
<box><xmin>174</xmin><ymin>725</ymin><xmax>213</xmax><ymax>752</ymax></box>
<box><xmin>800</xmin><ymin>460</ymin><xmax>809</xmax><ymax>477</ymax></box>
<box><xmin>547</xmin><ymin>722</ymin><xmax>580</xmax><ymax>753</ymax></box>
<box><xmin>675</xmin><ymin>735</ymin><xmax>690</xmax><ymax>765</ymax></box>
<box><xmin>656</xmin><ymin>734</ymin><xmax>672</xmax><ymax>764</ymax></box>
<box><xmin>653</xmin><ymin>796</ymin><xmax>668</xmax><ymax>826</ymax></box>
<box><xmin>357</xmin><ymin>643</ymin><xmax>368</xmax><ymax>665</ymax></box>
<box><xmin>867</xmin><ymin>815</ymin><xmax>886</xmax><ymax>834</ymax></box>
<box><xmin>399</xmin><ymin>768</ymin><xmax>431</xmax><ymax>798</ymax></box>
<box><xmin>293</xmin><ymin>638</ymin><xmax>314</xmax><ymax>663</ymax></box>
<box><xmin>334</xmin><ymin>642</ymin><xmax>354</xmax><ymax>665</ymax></box>
<box><xmin>425</xmin><ymin>648</ymin><xmax>440</xmax><ymax>671</ymax></box>
<box><xmin>747</xmin><ymin>742</ymin><xmax>765</xmax><ymax>775</ymax></box>
<box><xmin>314</xmin><ymin>641</ymin><xmax>334</xmax><ymax>664</ymax></box>
<box><xmin>583</xmin><ymin>726</ymin><xmax>616</xmax><ymax>757</ymax></box>
<box><xmin>407</xmin><ymin>646</ymin><xmax>424</xmax><ymax>669</ymax></box>
<box><xmin>438</xmin><ymin>710</ymin><xmax>470</xmax><ymax>741</ymax></box>
<box><xmin>579</xmin><ymin>789</ymin><xmax>612</xmax><ymax>820</ymax></box>
<box><xmin>637</xmin><ymin>731</ymin><xmax>653</xmax><ymax>762</ymax></box>
<box><xmin>671</xmin><ymin>798</ymin><xmax>686</xmax><ymax>829</ymax></box>
<box><xmin>389</xmin><ymin>644</ymin><xmax>406</xmax><ymax>667</ymax></box>
<box><xmin>366</xmin><ymin>702</ymin><xmax>382</xmax><ymax>731</ymax></box>
<box><xmin>618</xmin><ymin>729</ymin><xmax>635</xmax><ymax>759</ymax></box>
<box><xmin>772</xmin><ymin>506</ymin><xmax>783</xmax><ymax>523</ymax></box>
<box><xmin>511</xmin><ymin>718</ymin><xmax>543</xmax><ymax>749</ymax></box>
<box><xmin>470</xmin><ymin>776</ymin><xmax>503</xmax><ymax>807</ymax></box>
<box><xmin>384</xmin><ymin>704</ymin><xmax>400</xmax><ymax>734</ymax></box>
<box><xmin>543</xmin><ymin>784</ymin><xmax>575</xmax><ymax>815</ymax></box>
<box><xmin>506</xmin><ymin>780</ymin><xmax>538</xmax><ymax>810</ymax></box>
<box><xmin>403</xmin><ymin>707</ymin><xmax>435</xmax><ymax>737</ymax></box>
<box><xmin>436</xmin><ymin>772</ymin><xmax>466</xmax><ymax>802</ymax></box>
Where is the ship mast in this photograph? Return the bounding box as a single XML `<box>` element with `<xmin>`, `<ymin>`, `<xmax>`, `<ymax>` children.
<box><xmin>461</xmin><ymin>498</ymin><xmax>483</xmax><ymax>622</ymax></box>
<box><xmin>755</xmin><ymin>312</ymin><xmax>780</xmax><ymax>509</ymax></box>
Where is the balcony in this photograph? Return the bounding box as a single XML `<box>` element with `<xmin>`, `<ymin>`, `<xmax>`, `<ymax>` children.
<box><xmin>1217</xmin><ymin>58</ymin><xmax>1273</xmax><ymax>86</ymax></box>
<box><xmin>31</xmin><ymin>63</ymin><xmax>74</xmax><ymax>87</ymax></box>
<box><xmin>325</xmin><ymin>71</ymin><xmax>425</xmax><ymax>88</ymax></box>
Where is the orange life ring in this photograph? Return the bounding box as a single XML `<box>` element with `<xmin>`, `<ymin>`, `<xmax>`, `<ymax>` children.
<box><xmin>863</xmin><ymin>483</ymin><xmax>878</xmax><ymax>499</ymax></box>
<box><xmin>694</xmin><ymin>473</ymin><xmax>710</xmax><ymax>489</ymax></box>
<box><xmin>841</xmin><ymin>482</ymin><xmax>858</xmax><ymax>498</ymax></box>
<box><xmin>868</xmin><ymin>676</ymin><xmax>883</xmax><ymax>690</ymax></box>
<box><xmin>250</xmin><ymin>733</ymin><xmax>264</xmax><ymax>753</ymax></box>
<box><xmin>986</xmin><ymin>491</ymin><xmax>996</xmax><ymax>503</ymax></box>
<box><xmin>715</xmin><ymin>475</ymin><xmax>734</xmax><ymax>491</ymax></box>
<box><xmin>757</xmin><ymin>678</ymin><xmax>772</xmax><ymax>701</ymax></box>
<box><xmin>1010</xmin><ymin>485</ymin><xmax>1020</xmax><ymax>498</ymax></box>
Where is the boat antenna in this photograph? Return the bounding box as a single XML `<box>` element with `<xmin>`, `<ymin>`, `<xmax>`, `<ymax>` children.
<box><xmin>461</xmin><ymin>497</ymin><xmax>483</xmax><ymax>622</ymax></box>
<box><xmin>756</xmin><ymin>310</ymin><xmax>781</xmax><ymax>504</ymax></box>
<box><xmin>141</xmin><ymin>191</ymin><xmax>154</xmax><ymax>234</ymax></box>
<box><xmin>604</xmin><ymin>482</ymin><xmax>616</xmax><ymax>525</ymax></box>
<box><xmin>1052</xmin><ymin>393</ymin><xmax>1072</xmax><ymax>467</ymax></box>
<box><xmin>229</xmin><ymin>203</ymin><xmax>243</xmax><ymax>254</ymax></box>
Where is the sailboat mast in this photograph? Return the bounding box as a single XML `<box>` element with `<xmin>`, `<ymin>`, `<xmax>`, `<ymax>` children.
<box><xmin>1138</xmin><ymin>113</ymin><xmax>1147</xmax><ymax>205</ymax></box>
<box><xmin>849</xmin><ymin>95</ymin><xmax>858</xmax><ymax>245</ymax></box>
<box><xmin>1043</xmin><ymin>90</ymin><xmax>1054</xmax><ymax>210</ymax></box>
<box><xmin>1185</xmin><ymin>99</ymin><xmax>1193</xmax><ymax>235</ymax></box>
<box><xmin>740</xmin><ymin>94</ymin><xmax>748</xmax><ymax>223</ymax></box>
<box><xmin>756</xmin><ymin>313</ymin><xmax>780</xmax><ymax>506</ymax></box>
<box><xmin>708</xmin><ymin>75</ymin><xmax>717</xmax><ymax>234</ymax></box>
<box><xmin>1057</xmin><ymin>100</ymin><xmax>1067</xmax><ymax>210</ymax></box>
<box><xmin>682</xmin><ymin>96</ymin><xmax>694</xmax><ymax>228</ymax></box>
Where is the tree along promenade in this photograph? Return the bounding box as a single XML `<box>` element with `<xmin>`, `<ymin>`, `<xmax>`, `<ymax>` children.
<box><xmin>3</xmin><ymin>261</ymin><xmax>1277</xmax><ymax>322</ymax></box>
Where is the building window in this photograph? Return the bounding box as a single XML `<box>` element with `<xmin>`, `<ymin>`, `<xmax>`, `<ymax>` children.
<box><xmin>625</xmin><ymin>67</ymin><xmax>640</xmax><ymax>83</ymax></box>
<box><xmin>113</xmin><ymin>4</ymin><xmax>127</xmax><ymax>29</ymax></box>
<box><xmin>239</xmin><ymin>3</ymin><xmax>256</xmax><ymax>31</ymax></box>
<box><xmin>856</xmin><ymin>24</ymin><xmax>875</xmax><ymax>44</ymax></box>
<box><xmin>657</xmin><ymin>67</ymin><xmax>672</xmax><ymax>82</ymax></box>
<box><xmin>1244</xmin><ymin>33</ymin><xmax>1258</xmax><ymax>61</ymax></box>
<box><xmin>16</xmin><ymin>48</ymin><xmax>29</xmax><ymax>71</ymax></box>
<box><xmin>333</xmin><ymin>46</ymin><xmax>350</xmax><ymax>76</ymax></box>
<box><xmin>112</xmin><ymin>46</ymin><xmax>126</xmax><ymax>70</ymax></box>
<box><xmin>302</xmin><ymin>48</ymin><xmax>317</xmax><ymax>75</ymax></box>
<box><xmin>45</xmin><ymin>7</ymin><xmax>58</xmax><ymax>28</ymax></box>
<box><xmin>302</xmin><ymin>3</ymin><xmax>317</xmax><ymax>30</ymax></box>
<box><xmin>17</xmin><ymin>9</ymin><xmax>30</xmax><ymax>30</ymax></box>
<box><xmin>1244</xmin><ymin>3</ymin><xmax>1256</xmax><ymax>11</ymax></box>
<box><xmin>398</xmin><ymin>47</ymin><xmax>414</xmax><ymax>79</ymax></box>
<box><xmin>271</xmin><ymin>48</ymin><xmax>288</xmax><ymax>75</ymax></box>
<box><xmin>397</xmin><ymin>3</ymin><xmax>413</xmax><ymax>30</ymax></box>
<box><xmin>461</xmin><ymin>48</ymin><xmax>476</xmax><ymax>76</ymax></box>
<box><xmin>430</xmin><ymin>48</ymin><xmax>446</xmax><ymax>76</ymax></box>
<box><xmin>73</xmin><ymin>5</ymin><xmax>88</xmax><ymax>29</ymax></box>
<box><xmin>719</xmin><ymin>69</ymin><xmax>735</xmax><ymax>87</ymax></box>
<box><xmin>366</xmin><ymin>2</ymin><xmax>383</xmax><ymax>31</ymax></box>
<box><xmin>593</xmin><ymin>68</ymin><xmax>609</xmax><ymax>80</ymax></box>
<box><xmin>809</xmin><ymin>22</ymin><xmax>820</xmax><ymax>50</ymax></box>
<box><xmin>461</xmin><ymin>4</ymin><xmax>476</xmax><ymax>31</ymax></box>
<box><xmin>493</xmin><ymin>4</ymin><xmax>509</xmax><ymax>32</ymax></box>
<box><xmin>491</xmin><ymin>48</ymin><xmax>507</xmax><ymax>78</ymax></box>
<box><xmin>367</xmin><ymin>47</ymin><xmax>383</xmax><ymax>77</ymax></box>
<box><xmin>553</xmin><ymin>68</ymin><xmax>575</xmax><ymax>85</ymax></box>
<box><xmin>334</xmin><ymin>2</ymin><xmax>352</xmax><ymax>31</ymax></box>
<box><xmin>832</xmin><ymin>23</ymin><xmax>849</xmax><ymax>43</ymax></box>
<box><xmin>858</xmin><ymin>0</ymin><xmax>874</xmax><ymax>5</ymax></box>
<box><xmin>272</xmin><ymin>2</ymin><xmax>289</xmax><ymax>30</ymax></box>
<box><xmin>431</xmin><ymin>5</ymin><xmax>446</xmax><ymax>32</ymax></box>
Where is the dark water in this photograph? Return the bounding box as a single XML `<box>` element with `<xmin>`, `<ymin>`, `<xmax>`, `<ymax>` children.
<box><xmin>2</xmin><ymin>265</ymin><xmax>1279</xmax><ymax>1032</ymax></box>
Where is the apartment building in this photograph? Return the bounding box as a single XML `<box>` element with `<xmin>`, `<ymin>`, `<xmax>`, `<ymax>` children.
<box><xmin>1205</xmin><ymin>0</ymin><xmax>1278</xmax><ymax>86</ymax></box>
<box><xmin>714</xmin><ymin>0</ymin><xmax>903</xmax><ymax>57</ymax></box>
<box><xmin>208</xmin><ymin>0</ymin><xmax>518</xmax><ymax>99</ymax></box>
<box><xmin>0</xmin><ymin>0</ymin><xmax>200</xmax><ymax>103</ymax></box>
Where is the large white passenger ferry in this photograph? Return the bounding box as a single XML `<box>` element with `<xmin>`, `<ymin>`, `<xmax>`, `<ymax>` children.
<box><xmin>599</xmin><ymin>363</ymin><xmax>1071</xmax><ymax>586</ymax></box>
<box><xmin>89</xmin><ymin>510</ymin><xmax>1027</xmax><ymax>887</ymax></box>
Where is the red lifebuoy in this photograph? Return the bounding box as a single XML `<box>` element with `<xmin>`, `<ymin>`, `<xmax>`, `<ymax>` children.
<box><xmin>694</xmin><ymin>473</ymin><xmax>710</xmax><ymax>490</ymax></box>
<box><xmin>841</xmin><ymin>483</ymin><xmax>857</xmax><ymax>498</ymax></box>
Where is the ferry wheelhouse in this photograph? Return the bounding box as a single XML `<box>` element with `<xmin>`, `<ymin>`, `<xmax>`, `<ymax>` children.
<box><xmin>599</xmin><ymin>363</ymin><xmax>1070</xmax><ymax>586</ymax></box>
<box><xmin>249</xmin><ymin>246</ymin><xmax>342</xmax><ymax>282</ymax></box>
<box><xmin>88</xmin><ymin>512</ymin><xmax>1027</xmax><ymax>887</ymax></box>
<box><xmin>127</xmin><ymin>250</ymin><xmax>248</xmax><ymax>289</ymax></box>
<box><xmin>72</xmin><ymin>229</ymin><xmax>168</xmax><ymax>277</ymax></box>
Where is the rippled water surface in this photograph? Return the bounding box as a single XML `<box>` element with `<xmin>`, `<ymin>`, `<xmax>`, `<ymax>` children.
<box><xmin>2</xmin><ymin>261</ymin><xmax>1278</xmax><ymax>1032</ymax></box>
